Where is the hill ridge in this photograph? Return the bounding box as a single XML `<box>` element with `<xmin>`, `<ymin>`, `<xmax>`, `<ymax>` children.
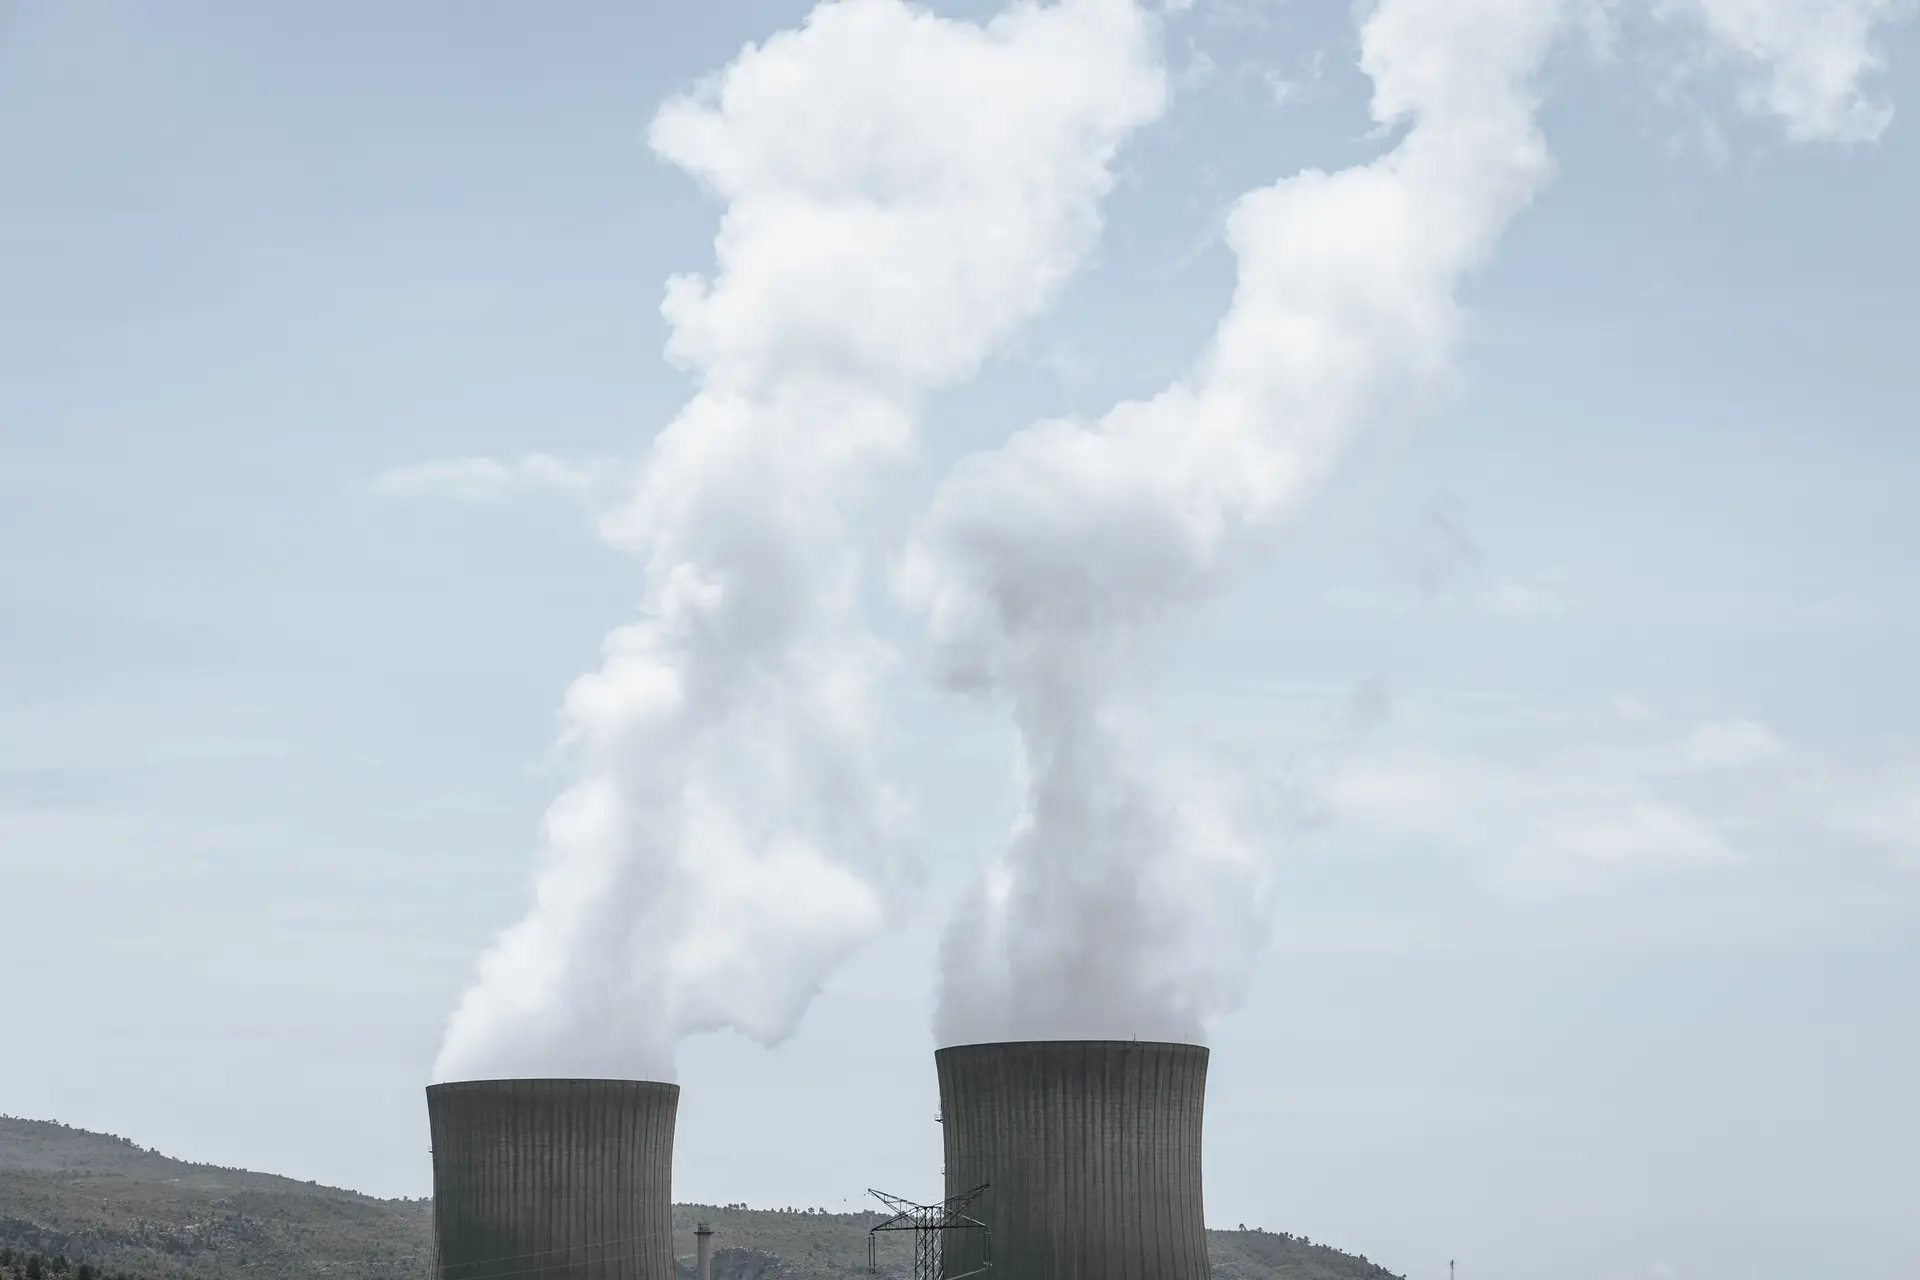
<box><xmin>1</xmin><ymin>1116</ymin><xmax>1401</xmax><ymax>1280</ymax></box>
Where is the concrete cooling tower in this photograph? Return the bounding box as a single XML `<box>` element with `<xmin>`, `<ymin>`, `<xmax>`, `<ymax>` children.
<box><xmin>935</xmin><ymin>1040</ymin><xmax>1209</xmax><ymax>1280</ymax></box>
<box><xmin>426</xmin><ymin>1078</ymin><xmax>678</xmax><ymax>1280</ymax></box>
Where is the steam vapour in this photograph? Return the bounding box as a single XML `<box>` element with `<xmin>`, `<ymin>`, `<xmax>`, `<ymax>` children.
<box><xmin>435</xmin><ymin>0</ymin><xmax>1164</xmax><ymax>1081</ymax></box>
<box><xmin>911</xmin><ymin>0</ymin><xmax>1571</xmax><ymax>1047</ymax></box>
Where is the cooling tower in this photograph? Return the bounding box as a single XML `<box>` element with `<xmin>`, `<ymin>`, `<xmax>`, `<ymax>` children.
<box><xmin>426</xmin><ymin>1078</ymin><xmax>677</xmax><ymax>1280</ymax></box>
<box><xmin>935</xmin><ymin>1040</ymin><xmax>1209</xmax><ymax>1280</ymax></box>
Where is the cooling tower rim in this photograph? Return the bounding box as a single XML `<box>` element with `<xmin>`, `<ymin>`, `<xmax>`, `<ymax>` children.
<box><xmin>426</xmin><ymin>1076</ymin><xmax>680</xmax><ymax>1095</ymax></box>
<box><xmin>935</xmin><ymin>1038</ymin><xmax>1208</xmax><ymax>1055</ymax></box>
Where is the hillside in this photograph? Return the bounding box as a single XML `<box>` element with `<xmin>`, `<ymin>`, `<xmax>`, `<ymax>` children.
<box><xmin>0</xmin><ymin>1118</ymin><xmax>432</xmax><ymax>1280</ymax></box>
<box><xmin>0</xmin><ymin>1117</ymin><xmax>1402</xmax><ymax>1280</ymax></box>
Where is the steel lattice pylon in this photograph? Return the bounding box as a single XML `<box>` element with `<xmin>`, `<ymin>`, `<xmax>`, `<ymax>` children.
<box><xmin>866</xmin><ymin>1184</ymin><xmax>991</xmax><ymax>1280</ymax></box>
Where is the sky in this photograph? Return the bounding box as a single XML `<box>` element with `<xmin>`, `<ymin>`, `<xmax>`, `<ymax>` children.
<box><xmin>2</xmin><ymin>3</ymin><xmax>1918</xmax><ymax>1279</ymax></box>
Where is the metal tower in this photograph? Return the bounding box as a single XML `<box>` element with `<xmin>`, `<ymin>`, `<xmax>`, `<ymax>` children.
<box><xmin>867</xmin><ymin>1184</ymin><xmax>993</xmax><ymax>1280</ymax></box>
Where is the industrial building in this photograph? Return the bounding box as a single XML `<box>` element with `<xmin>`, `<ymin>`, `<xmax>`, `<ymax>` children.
<box><xmin>426</xmin><ymin>1077</ymin><xmax>678</xmax><ymax>1280</ymax></box>
<box><xmin>936</xmin><ymin>1040</ymin><xmax>1211</xmax><ymax>1280</ymax></box>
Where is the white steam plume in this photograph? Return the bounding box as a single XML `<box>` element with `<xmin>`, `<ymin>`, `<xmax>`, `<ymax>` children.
<box><xmin>434</xmin><ymin>0</ymin><xmax>1165</xmax><ymax>1082</ymax></box>
<box><xmin>908</xmin><ymin>0</ymin><xmax>1572</xmax><ymax>1047</ymax></box>
<box><xmin>1677</xmin><ymin>0</ymin><xmax>1910</xmax><ymax>143</ymax></box>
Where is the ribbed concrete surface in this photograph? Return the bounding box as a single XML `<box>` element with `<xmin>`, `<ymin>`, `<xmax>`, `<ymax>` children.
<box><xmin>427</xmin><ymin>1078</ymin><xmax>678</xmax><ymax>1280</ymax></box>
<box><xmin>936</xmin><ymin>1040</ymin><xmax>1210</xmax><ymax>1280</ymax></box>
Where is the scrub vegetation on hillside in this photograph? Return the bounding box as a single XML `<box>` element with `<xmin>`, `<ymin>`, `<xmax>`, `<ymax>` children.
<box><xmin>2</xmin><ymin>1117</ymin><xmax>1402</xmax><ymax>1280</ymax></box>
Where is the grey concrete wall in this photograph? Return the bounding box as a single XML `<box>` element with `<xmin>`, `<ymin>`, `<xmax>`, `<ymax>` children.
<box><xmin>427</xmin><ymin>1078</ymin><xmax>678</xmax><ymax>1280</ymax></box>
<box><xmin>936</xmin><ymin>1041</ymin><xmax>1210</xmax><ymax>1280</ymax></box>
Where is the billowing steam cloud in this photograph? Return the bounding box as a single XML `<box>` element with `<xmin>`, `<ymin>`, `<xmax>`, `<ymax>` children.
<box><xmin>911</xmin><ymin>0</ymin><xmax>1573</xmax><ymax>1047</ymax></box>
<box><xmin>434</xmin><ymin>0</ymin><xmax>1165</xmax><ymax>1082</ymax></box>
<box><xmin>1676</xmin><ymin>0</ymin><xmax>1907</xmax><ymax>143</ymax></box>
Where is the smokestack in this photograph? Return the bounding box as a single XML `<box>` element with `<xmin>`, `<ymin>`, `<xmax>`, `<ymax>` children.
<box><xmin>935</xmin><ymin>1040</ymin><xmax>1209</xmax><ymax>1280</ymax></box>
<box><xmin>695</xmin><ymin>1222</ymin><xmax>713</xmax><ymax>1280</ymax></box>
<box><xmin>426</xmin><ymin>1078</ymin><xmax>677</xmax><ymax>1280</ymax></box>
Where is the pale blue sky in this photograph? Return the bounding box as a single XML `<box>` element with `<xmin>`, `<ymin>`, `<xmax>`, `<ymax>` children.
<box><xmin>2</xmin><ymin>4</ymin><xmax>1917</xmax><ymax>1280</ymax></box>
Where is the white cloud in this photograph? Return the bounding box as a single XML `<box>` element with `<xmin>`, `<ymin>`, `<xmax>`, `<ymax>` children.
<box><xmin>1803</xmin><ymin>755</ymin><xmax>1920</xmax><ymax>865</ymax></box>
<box><xmin>362</xmin><ymin>453</ymin><xmax>606</xmax><ymax>503</ymax></box>
<box><xmin>1313</xmin><ymin>713</ymin><xmax>1920</xmax><ymax>893</ymax></box>
<box><xmin>1329</xmin><ymin>498</ymin><xmax>1584</xmax><ymax>620</ymax></box>
<box><xmin>1658</xmin><ymin>717</ymin><xmax>1787</xmax><ymax>772</ymax></box>
<box><xmin>1177</xmin><ymin>41</ymin><xmax>1219</xmax><ymax>91</ymax></box>
<box><xmin>1672</xmin><ymin>0</ymin><xmax>1912</xmax><ymax>142</ymax></box>
<box><xmin>1314</xmin><ymin>722</ymin><xmax>1772</xmax><ymax>896</ymax></box>
<box><xmin>1328</xmin><ymin>570</ymin><xmax>1583</xmax><ymax>621</ymax></box>
<box><xmin>1261</xmin><ymin>68</ymin><xmax>1299</xmax><ymax>106</ymax></box>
